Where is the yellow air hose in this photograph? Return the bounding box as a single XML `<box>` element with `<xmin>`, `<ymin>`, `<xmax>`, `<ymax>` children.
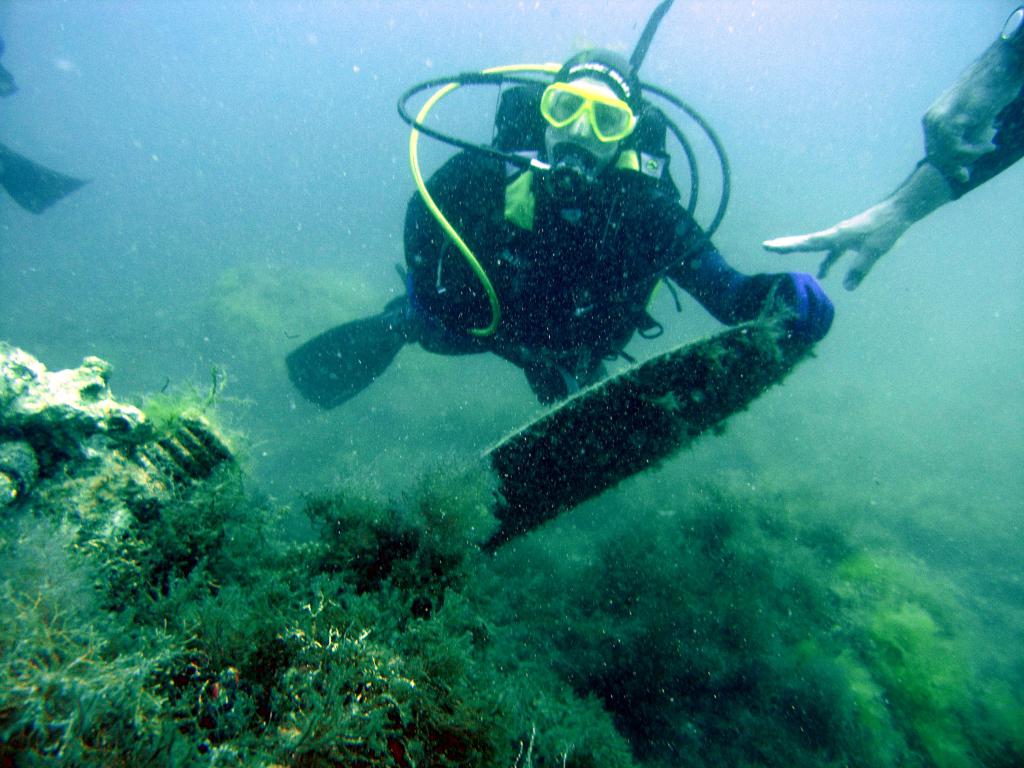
<box><xmin>408</xmin><ymin>63</ymin><xmax>560</xmax><ymax>337</ymax></box>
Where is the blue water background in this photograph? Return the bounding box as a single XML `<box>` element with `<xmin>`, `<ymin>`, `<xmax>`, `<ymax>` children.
<box><xmin>1</xmin><ymin>0</ymin><xmax>1021</xmax><ymax>579</ymax></box>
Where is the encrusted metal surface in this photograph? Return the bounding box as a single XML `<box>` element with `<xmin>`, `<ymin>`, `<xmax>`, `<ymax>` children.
<box><xmin>484</xmin><ymin>318</ymin><xmax>809</xmax><ymax>548</ymax></box>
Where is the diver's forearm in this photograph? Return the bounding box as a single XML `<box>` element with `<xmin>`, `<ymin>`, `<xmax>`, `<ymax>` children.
<box><xmin>878</xmin><ymin>160</ymin><xmax>956</xmax><ymax>230</ymax></box>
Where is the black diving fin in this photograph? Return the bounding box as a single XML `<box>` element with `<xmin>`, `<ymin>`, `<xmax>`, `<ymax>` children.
<box><xmin>286</xmin><ymin>298</ymin><xmax>410</xmax><ymax>409</ymax></box>
<box><xmin>0</xmin><ymin>61</ymin><xmax>16</xmax><ymax>97</ymax></box>
<box><xmin>0</xmin><ymin>142</ymin><xmax>88</xmax><ymax>214</ymax></box>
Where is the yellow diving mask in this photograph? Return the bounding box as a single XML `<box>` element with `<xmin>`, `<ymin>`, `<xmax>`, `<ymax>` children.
<box><xmin>540</xmin><ymin>80</ymin><xmax>637</xmax><ymax>143</ymax></box>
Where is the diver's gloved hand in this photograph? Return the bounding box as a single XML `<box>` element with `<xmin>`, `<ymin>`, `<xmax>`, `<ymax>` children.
<box><xmin>776</xmin><ymin>271</ymin><xmax>834</xmax><ymax>343</ymax></box>
<box><xmin>668</xmin><ymin>248</ymin><xmax>830</xmax><ymax>343</ymax></box>
<box><xmin>740</xmin><ymin>272</ymin><xmax>833</xmax><ymax>344</ymax></box>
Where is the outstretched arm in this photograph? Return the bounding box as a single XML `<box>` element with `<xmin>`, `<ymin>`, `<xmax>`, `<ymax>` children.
<box><xmin>762</xmin><ymin>161</ymin><xmax>954</xmax><ymax>290</ymax></box>
<box><xmin>764</xmin><ymin>6</ymin><xmax>1024</xmax><ymax>291</ymax></box>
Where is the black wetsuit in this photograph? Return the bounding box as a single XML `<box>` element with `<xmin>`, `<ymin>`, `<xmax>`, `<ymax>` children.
<box><xmin>404</xmin><ymin>151</ymin><xmax>797</xmax><ymax>402</ymax></box>
<box><xmin>924</xmin><ymin>9</ymin><xmax>1024</xmax><ymax>199</ymax></box>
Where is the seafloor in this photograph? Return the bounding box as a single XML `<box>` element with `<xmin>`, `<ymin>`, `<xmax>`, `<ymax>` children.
<box><xmin>1</xmin><ymin>336</ymin><xmax>1021</xmax><ymax>768</ymax></box>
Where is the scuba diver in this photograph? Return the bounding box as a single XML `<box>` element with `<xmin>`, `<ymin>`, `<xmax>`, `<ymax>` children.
<box><xmin>764</xmin><ymin>5</ymin><xmax>1024</xmax><ymax>291</ymax></box>
<box><xmin>0</xmin><ymin>34</ymin><xmax>88</xmax><ymax>214</ymax></box>
<box><xmin>288</xmin><ymin>0</ymin><xmax>834</xmax><ymax>408</ymax></box>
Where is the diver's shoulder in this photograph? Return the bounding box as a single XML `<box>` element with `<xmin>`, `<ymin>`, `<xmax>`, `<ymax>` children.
<box><xmin>445</xmin><ymin>150</ymin><xmax>505</xmax><ymax>177</ymax></box>
<box><xmin>426</xmin><ymin>150</ymin><xmax>505</xmax><ymax>193</ymax></box>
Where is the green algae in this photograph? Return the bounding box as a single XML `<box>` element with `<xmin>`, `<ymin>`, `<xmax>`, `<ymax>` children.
<box><xmin>834</xmin><ymin>552</ymin><xmax>983</xmax><ymax>768</ymax></box>
<box><xmin>1</xmin><ymin>452</ymin><xmax>636</xmax><ymax>767</ymax></box>
<box><xmin>493</xmin><ymin>482</ymin><xmax>1023</xmax><ymax>768</ymax></box>
<box><xmin>2</xmin><ymin>376</ymin><xmax>1021</xmax><ymax>767</ymax></box>
<box><xmin>139</xmin><ymin>367</ymin><xmax>226</xmax><ymax>433</ymax></box>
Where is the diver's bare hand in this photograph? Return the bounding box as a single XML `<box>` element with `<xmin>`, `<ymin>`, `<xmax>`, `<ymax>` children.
<box><xmin>764</xmin><ymin>162</ymin><xmax>955</xmax><ymax>291</ymax></box>
<box><xmin>763</xmin><ymin>202</ymin><xmax>910</xmax><ymax>291</ymax></box>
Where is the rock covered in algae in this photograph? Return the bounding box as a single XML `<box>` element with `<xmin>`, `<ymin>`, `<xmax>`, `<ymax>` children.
<box><xmin>0</xmin><ymin>440</ymin><xmax>38</xmax><ymax>508</ymax></box>
<box><xmin>1</xmin><ymin>341</ymin><xmax>232</xmax><ymax>485</ymax></box>
<box><xmin>0</xmin><ymin>342</ymin><xmax>234</xmax><ymax>599</ymax></box>
<box><xmin>0</xmin><ymin>341</ymin><xmax>151</xmax><ymax>464</ymax></box>
<box><xmin>1</xmin><ymin>341</ymin><xmax>150</xmax><ymax>518</ymax></box>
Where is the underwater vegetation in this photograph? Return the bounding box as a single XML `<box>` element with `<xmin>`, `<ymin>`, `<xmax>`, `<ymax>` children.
<box><xmin>0</xmin><ymin>463</ymin><xmax>649</xmax><ymax>766</ymax></box>
<box><xmin>0</xmin><ymin>343</ymin><xmax>635</xmax><ymax>767</ymax></box>
<box><xmin>1</xmin><ymin>342</ymin><xmax>1022</xmax><ymax>767</ymax></box>
<box><xmin>494</xmin><ymin>483</ymin><xmax>1024</xmax><ymax>768</ymax></box>
<box><xmin>0</xmin><ymin>457</ymin><xmax>637</xmax><ymax>766</ymax></box>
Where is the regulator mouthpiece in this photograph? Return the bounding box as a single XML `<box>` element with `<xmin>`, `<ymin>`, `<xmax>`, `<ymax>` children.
<box><xmin>546</xmin><ymin>146</ymin><xmax>602</xmax><ymax>204</ymax></box>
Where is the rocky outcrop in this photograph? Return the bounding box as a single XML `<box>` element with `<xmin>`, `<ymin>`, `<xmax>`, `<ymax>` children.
<box><xmin>0</xmin><ymin>344</ymin><xmax>151</xmax><ymax>501</ymax></box>
<box><xmin>0</xmin><ymin>341</ymin><xmax>235</xmax><ymax>605</ymax></box>
<box><xmin>1</xmin><ymin>340</ymin><xmax>233</xmax><ymax>504</ymax></box>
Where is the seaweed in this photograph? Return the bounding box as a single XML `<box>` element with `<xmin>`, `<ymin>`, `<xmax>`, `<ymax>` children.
<box><xmin>3</xmin><ymin>345</ymin><xmax>1020</xmax><ymax>767</ymax></box>
<box><xmin>139</xmin><ymin>367</ymin><xmax>228</xmax><ymax>432</ymax></box>
<box><xmin>0</xmin><ymin>581</ymin><xmax>191</xmax><ymax>766</ymax></box>
<box><xmin>492</xmin><ymin>482</ymin><xmax>1024</xmax><ymax>768</ymax></box>
<box><xmin>0</xmin><ymin>443</ymin><xmax>637</xmax><ymax>767</ymax></box>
